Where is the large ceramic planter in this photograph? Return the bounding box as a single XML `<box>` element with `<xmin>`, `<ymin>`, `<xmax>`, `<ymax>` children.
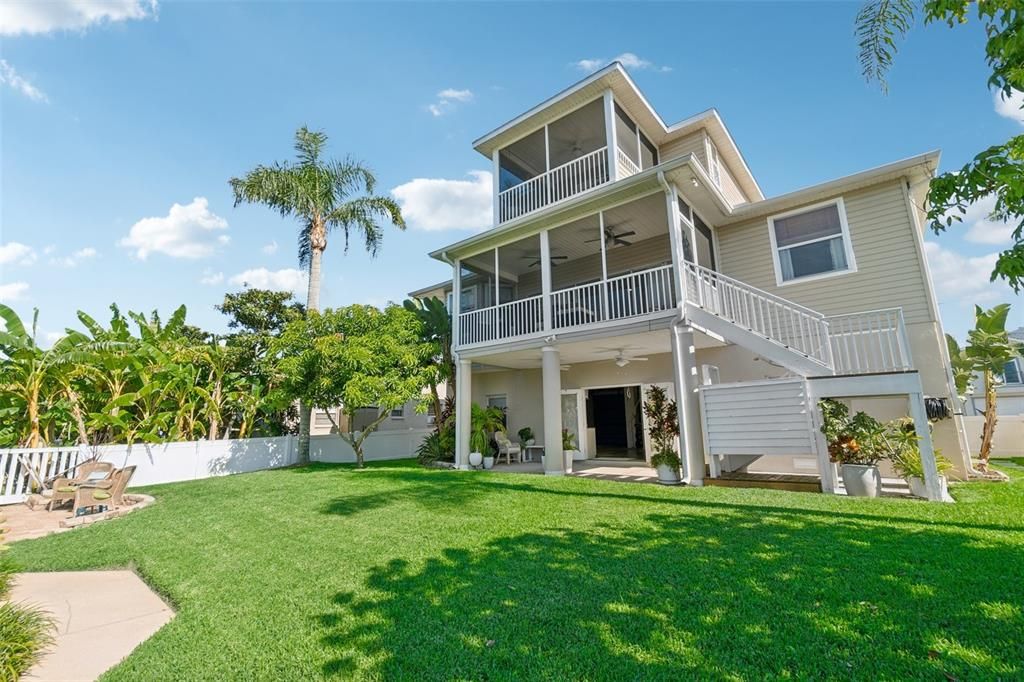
<box><xmin>468</xmin><ymin>452</ymin><xmax>483</xmax><ymax>469</ymax></box>
<box><xmin>908</xmin><ymin>475</ymin><xmax>947</xmax><ymax>500</ymax></box>
<box><xmin>567</xmin><ymin>449</ymin><xmax>585</xmax><ymax>462</ymax></box>
<box><xmin>483</xmin><ymin>456</ymin><xmax>494</xmax><ymax>470</ymax></box>
<box><xmin>841</xmin><ymin>463</ymin><xmax>881</xmax><ymax>497</ymax></box>
<box><xmin>656</xmin><ymin>463</ymin><xmax>681</xmax><ymax>486</ymax></box>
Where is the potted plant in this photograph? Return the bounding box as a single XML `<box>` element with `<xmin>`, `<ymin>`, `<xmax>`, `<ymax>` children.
<box><xmin>562</xmin><ymin>428</ymin><xmax>585</xmax><ymax>462</ymax></box>
<box><xmin>819</xmin><ymin>399</ymin><xmax>885</xmax><ymax>497</ymax></box>
<box><xmin>643</xmin><ymin>386</ymin><xmax>682</xmax><ymax>485</ymax></box>
<box><xmin>470</xmin><ymin>403</ymin><xmax>505</xmax><ymax>470</ymax></box>
<box><xmin>885</xmin><ymin>419</ymin><xmax>953</xmax><ymax>498</ymax></box>
<box><xmin>518</xmin><ymin>426</ymin><xmax>535</xmax><ymax>447</ymax></box>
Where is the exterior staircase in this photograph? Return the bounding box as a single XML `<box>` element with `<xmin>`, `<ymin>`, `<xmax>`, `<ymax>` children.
<box><xmin>680</xmin><ymin>261</ymin><xmax>912</xmax><ymax>377</ymax></box>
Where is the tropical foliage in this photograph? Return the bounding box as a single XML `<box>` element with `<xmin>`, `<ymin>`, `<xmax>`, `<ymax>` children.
<box><xmin>643</xmin><ymin>385</ymin><xmax>681</xmax><ymax>470</ymax></box>
<box><xmin>855</xmin><ymin>0</ymin><xmax>1024</xmax><ymax>290</ymax></box>
<box><xmin>946</xmin><ymin>303</ymin><xmax>1023</xmax><ymax>471</ymax></box>
<box><xmin>273</xmin><ymin>304</ymin><xmax>433</xmax><ymax>467</ymax></box>
<box><xmin>0</xmin><ymin>291</ymin><xmax>299</xmax><ymax>449</ymax></box>
<box><xmin>402</xmin><ymin>296</ymin><xmax>454</xmax><ymax>426</ymax></box>
<box><xmin>229</xmin><ymin>126</ymin><xmax>406</xmax><ymax>462</ymax></box>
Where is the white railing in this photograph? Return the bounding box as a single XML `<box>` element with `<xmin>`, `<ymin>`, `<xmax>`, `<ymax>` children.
<box><xmin>458</xmin><ymin>294</ymin><xmax>543</xmax><ymax>346</ymax></box>
<box><xmin>606</xmin><ymin>264</ymin><xmax>677</xmax><ymax>321</ymax></box>
<box><xmin>682</xmin><ymin>261</ymin><xmax>833</xmax><ymax>367</ymax></box>
<box><xmin>616</xmin><ymin>146</ymin><xmax>642</xmax><ymax>179</ymax></box>
<box><xmin>498</xmin><ymin>147</ymin><xmax>609</xmax><ymax>223</ymax></box>
<box><xmin>0</xmin><ymin>446</ymin><xmax>82</xmax><ymax>504</ymax></box>
<box><xmin>826</xmin><ymin>308</ymin><xmax>912</xmax><ymax>374</ymax></box>
<box><xmin>457</xmin><ymin>265</ymin><xmax>678</xmax><ymax>346</ymax></box>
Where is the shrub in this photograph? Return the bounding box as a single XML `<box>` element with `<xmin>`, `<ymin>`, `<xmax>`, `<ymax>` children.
<box><xmin>416</xmin><ymin>427</ymin><xmax>454</xmax><ymax>465</ymax></box>
<box><xmin>561</xmin><ymin>429</ymin><xmax>577</xmax><ymax>451</ymax></box>
<box><xmin>819</xmin><ymin>399</ymin><xmax>887</xmax><ymax>466</ymax></box>
<box><xmin>517</xmin><ymin>427</ymin><xmax>534</xmax><ymax>445</ymax></box>
<box><xmin>885</xmin><ymin>420</ymin><xmax>954</xmax><ymax>479</ymax></box>
<box><xmin>0</xmin><ymin>534</ymin><xmax>54</xmax><ymax>680</ymax></box>
<box><xmin>643</xmin><ymin>386</ymin><xmax>681</xmax><ymax>471</ymax></box>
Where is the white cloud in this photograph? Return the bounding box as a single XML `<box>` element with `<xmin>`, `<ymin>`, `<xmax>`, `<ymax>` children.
<box><xmin>49</xmin><ymin>246</ymin><xmax>98</xmax><ymax>268</ymax></box>
<box><xmin>0</xmin><ymin>282</ymin><xmax>29</xmax><ymax>302</ymax></box>
<box><xmin>574</xmin><ymin>52</ymin><xmax>672</xmax><ymax>74</ymax></box>
<box><xmin>0</xmin><ymin>241</ymin><xmax>37</xmax><ymax>266</ymax></box>
<box><xmin>119</xmin><ymin>197</ymin><xmax>229</xmax><ymax>260</ymax></box>
<box><xmin>924</xmin><ymin>241</ymin><xmax>1013</xmax><ymax>306</ymax></box>
<box><xmin>391</xmin><ymin>170</ymin><xmax>492</xmax><ymax>231</ymax></box>
<box><xmin>427</xmin><ymin>87</ymin><xmax>474</xmax><ymax>117</ymax></box>
<box><xmin>261</xmin><ymin>240</ymin><xmax>279</xmax><ymax>255</ymax></box>
<box><xmin>200</xmin><ymin>270</ymin><xmax>224</xmax><ymax>286</ymax></box>
<box><xmin>0</xmin><ymin>0</ymin><xmax>157</xmax><ymax>36</ymax></box>
<box><xmin>948</xmin><ymin>194</ymin><xmax>1015</xmax><ymax>246</ymax></box>
<box><xmin>0</xmin><ymin>60</ymin><xmax>47</xmax><ymax>103</ymax></box>
<box><xmin>994</xmin><ymin>88</ymin><xmax>1024</xmax><ymax>125</ymax></box>
<box><xmin>228</xmin><ymin>268</ymin><xmax>307</xmax><ymax>296</ymax></box>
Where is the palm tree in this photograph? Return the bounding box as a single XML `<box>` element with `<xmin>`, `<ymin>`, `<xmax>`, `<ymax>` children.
<box><xmin>403</xmin><ymin>296</ymin><xmax>454</xmax><ymax>426</ymax></box>
<box><xmin>229</xmin><ymin>126</ymin><xmax>405</xmax><ymax>462</ymax></box>
<box><xmin>947</xmin><ymin>304</ymin><xmax>1023</xmax><ymax>473</ymax></box>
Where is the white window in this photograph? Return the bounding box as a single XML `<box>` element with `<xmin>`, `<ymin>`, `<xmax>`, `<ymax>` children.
<box><xmin>487</xmin><ymin>394</ymin><xmax>508</xmax><ymax>427</ymax></box>
<box><xmin>1003</xmin><ymin>358</ymin><xmax>1023</xmax><ymax>384</ymax></box>
<box><xmin>768</xmin><ymin>199</ymin><xmax>856</xmax><ymax>285</ymax></box>
<box><xmin>706</xmin><ymin>138</ymin><xmax>722</xmax><ymax>187</ymax></box>
<box><xmin>390</xmin><ymin>405</ymin><xmax>405</xmax><ymax>419</ymax></box>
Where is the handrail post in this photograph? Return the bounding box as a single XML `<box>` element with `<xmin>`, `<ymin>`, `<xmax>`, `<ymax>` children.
<box><xmin>894</xmin><ymin>308</ymin><xmax>912</xmax><ymax>369</ymax></box>
<box><xmin>820</xmin><ymin>318</ymin><xmax>835</xmax><ymax>371</ymax></box>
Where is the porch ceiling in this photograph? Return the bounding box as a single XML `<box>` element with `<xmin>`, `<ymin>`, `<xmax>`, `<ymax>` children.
<box><xmin>468</xmin><ymin>328</ymin><xmax>726</xmax><ymax>370</ymax></box>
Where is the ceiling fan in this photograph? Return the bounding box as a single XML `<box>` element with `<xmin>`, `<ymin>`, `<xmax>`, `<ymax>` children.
<box><xmin>521</xmin><ymin>253</ymin><xmax>569</xmax><ymax>268</ymax></box>
<box><xmin>585</xmin><ymin>225</ymin><xmax>636</xmax><ymax>248</ymax></box>
<box><xmin>602</xmin><ymin>348</ymin><xmax>650</xmax><ymax>367</ymax></box>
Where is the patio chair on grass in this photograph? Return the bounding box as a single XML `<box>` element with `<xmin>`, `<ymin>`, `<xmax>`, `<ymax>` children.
<box><xmin>71</xmin><ymin>465</ymin><xmax>136</xmax><ymax>516</ymax></box>
<box><xmin>45</xmin><ymin>460</ymin><xmax>115</xmax><ymax>511</ymax></box>
<box><xmin>495</xmin><ymin>432</ymin><xmax>521</xmax><ymax>465</ymax></box>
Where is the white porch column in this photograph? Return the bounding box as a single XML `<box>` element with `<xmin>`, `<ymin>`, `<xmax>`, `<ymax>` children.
<box><xmin>540</xmin><ymin>230</ymin><xmax>553</xmax><ymax>331</ymax></box>
<box><xmin>455</xmin><ymin>358</ymin><xmax>473</xmax><ymax>470</ymax></box>
<box><xmin>541</xmin><ymin>345</ymin><xmax>565</xmax><ymax>475</ymax></box>
<box><xmin>671</xmin><ymin>324</ymin><xmax>705</xmax><ymax>485</ymax></box>
<box><xmin>662</xmin><ymin>180</ymin><xmax>685</xmax><ymax>305</ymax></box>
<box><xmin>603</xmin><ymin>89</ymin><xmax>618</xmax><ymax>182</ymax></box>
<box><xmin>492</xmin><ymin>149</ymin><xmax>501</xmax><ymax>227</ymax></box>
<box><xmin>909</xmin><ymin>390</ymin><xmax>944</xmax><ymax>501</ymax></box>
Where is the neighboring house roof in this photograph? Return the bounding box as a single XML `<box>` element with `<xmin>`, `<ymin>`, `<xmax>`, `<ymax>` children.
<box><xmin>1010</xmin><ymin>327</ymin><xmax>1024</xmax><ymax>342</ymax></box>
<box><xmin>407</xmin><ymin>280</ymin><xmax>451</xmax><ymax>298</ymax></box>
<box><xmin>473</xmin><ymin>61</ymin><xmax>764</xmax><ymax>203</ymax></box>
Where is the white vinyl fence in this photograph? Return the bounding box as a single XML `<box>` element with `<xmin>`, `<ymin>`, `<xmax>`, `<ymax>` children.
<box><xmin>0</xmin><ymin>428</ymin><xmax>432</xmax><ymax>505</ymax></box>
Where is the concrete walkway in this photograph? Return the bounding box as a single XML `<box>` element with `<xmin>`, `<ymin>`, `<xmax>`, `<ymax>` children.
<box><xmin>10</xmin><ymin>571</ymin><xmax>174</xmax><ymax>681</ymax></box>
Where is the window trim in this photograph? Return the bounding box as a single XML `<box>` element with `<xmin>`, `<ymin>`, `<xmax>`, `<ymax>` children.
<box><xmin>767</xmin><ymin>197</ymin><xmax>858</xmax><ymax>287</ymax></box>
<box><xmin>389</xmin><ymin>405</ymin><xmax>405</xmax><ymax>419</ymax></box>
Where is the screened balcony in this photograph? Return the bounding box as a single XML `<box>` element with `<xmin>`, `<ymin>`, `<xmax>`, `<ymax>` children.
<box><xmin>458</xmin><ymin>193</ymin><xmax>677</xmax><ymax>347</ymax></box>
<box><xmin>495</xmin><ymin>96</ymin><xmax>659</xmax><ymax>224</ymax></box>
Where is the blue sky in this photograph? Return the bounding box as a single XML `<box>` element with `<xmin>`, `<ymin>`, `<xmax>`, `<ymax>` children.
<box><xmin>1</xmin><ymin>0</ymin><xmax>1020</xmax><ymax>344</ymax></box>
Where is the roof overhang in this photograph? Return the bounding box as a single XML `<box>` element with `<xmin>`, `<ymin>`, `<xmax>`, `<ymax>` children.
<box><xmin>472</xmin><ymin>62</ymin><xmax>764</xmax><ymax>202</ymax></box>
<box><xmin>429</xmin><ymin>154</ymin><xmax>730</xmax><ymax>261</ymax></box>
<box><xmin>719</xmin><ymin>151</ymin><xmax>941</xmax><ymax>226</ymax></box>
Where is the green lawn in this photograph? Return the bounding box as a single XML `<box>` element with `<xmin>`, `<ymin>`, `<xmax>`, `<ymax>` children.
<box><xmin>8</xmin><ymin>460</ymin><xmax>1024</xmax><ymax>680</ymax></box>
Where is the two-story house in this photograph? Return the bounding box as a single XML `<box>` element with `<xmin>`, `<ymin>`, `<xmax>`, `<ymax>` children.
<box><xmin>420</xmin><ymin>62</ymin><xmax>971</xmax><ymax>500</ymax></box>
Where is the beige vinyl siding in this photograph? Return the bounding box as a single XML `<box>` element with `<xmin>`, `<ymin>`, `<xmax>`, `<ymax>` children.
<box><xmin>718</xmin><ymin>163</ymin><xmax>748</xmax><ymax>205</ymax></box>
<box><xmin>716</xmin><ymin>180</ymin><xmax>934</xmax><ymax>324</ymax></box>
<box><xmin>515</xmin><ymin>233</ymin><xmax>672</xmax><ymax>297</ymax></box>
<box><xmin>660</xmin><ymin>131</ymin><xmax>707</xmax><ymax>168</ymax></box>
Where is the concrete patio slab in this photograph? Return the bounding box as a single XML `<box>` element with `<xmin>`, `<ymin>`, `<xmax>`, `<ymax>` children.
<box><xmin>9</xmin><ymin>570</ymin><xmax>175</xmax><ymax>681</ymax></box>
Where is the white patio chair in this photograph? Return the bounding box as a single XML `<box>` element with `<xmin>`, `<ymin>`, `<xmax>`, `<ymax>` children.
<box><xmin>494</xmin><ymin>432</ymin><xmax>521</xmax><ymax>465</ymax></box>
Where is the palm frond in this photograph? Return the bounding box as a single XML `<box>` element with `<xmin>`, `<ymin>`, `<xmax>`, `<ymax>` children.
<box><xmin>325</xmin><ymin>195</ymin><xmax>406</xmax><ymax>256</ymax></box>
<box><xmin>856</xmin><ymin>0</ymin><xmax>918</xmax><ymax>92</ymax></box>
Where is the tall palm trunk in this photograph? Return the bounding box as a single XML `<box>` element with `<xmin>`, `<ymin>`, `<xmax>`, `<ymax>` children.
<box><xmin>297</xmin><ymin>218</ymin><xmax>327</xmax><ymax>465</ymax></box>
<box><xmin>978</xmin><ymin>369</ymin><xmax>998</xmax><ymax>470</ymax></box>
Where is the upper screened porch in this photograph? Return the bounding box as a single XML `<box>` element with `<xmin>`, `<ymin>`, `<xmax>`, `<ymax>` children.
<box><xmin>494</xmin><ymin>92</ymin><xmax>661</xmax><ymax>225</ymax></box>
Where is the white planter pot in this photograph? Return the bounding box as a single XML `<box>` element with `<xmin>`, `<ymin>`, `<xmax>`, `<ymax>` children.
<box><xmin>841</xmin><ymin>464</ymin><xmax>881</xmax><ymax>497</ymax></box>
<box><xmin>483</xmin><ymin>456</ymin><xmax>494</xmax><ymax>470</ymax></box>
<box><xmin>567</xmin><ymin>449</ymin><xmax>585</xmax><ymax>462</ymax></box>
<box><xmin>908</xmin><ymin>475</ymin><xmax>947</xmax><ymax>500</ymax></box>
<box><xmin>656</xmin><ymin>463</ymin><xmax>681</xmax><ymax>485</ymax></box>
<box><xmin>468</xmin><ymin>452</ymin><xmax>483</xmax><ymax>469</ymax></box>
<box><xmin>564</xmin><ymin>450</ymin><xmax>573</xmax><ymax>472</ymax></box>
<box><xmin>526</xmin><ymin>439</ymin><xmax>536</xmax><ymax>446</ymax></box>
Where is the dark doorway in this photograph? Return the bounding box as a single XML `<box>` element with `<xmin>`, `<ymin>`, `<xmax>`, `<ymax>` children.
<box><xmin>587</xmin><ymin>386</ymin><xmax>643</xmax><ymax>458</ymax></box>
